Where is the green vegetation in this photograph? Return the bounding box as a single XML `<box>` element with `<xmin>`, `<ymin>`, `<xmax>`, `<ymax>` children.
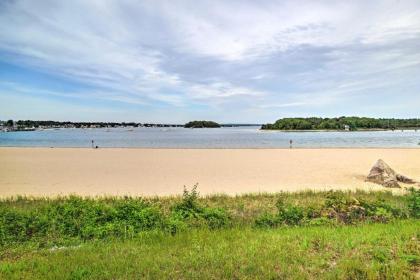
<box><xmin>184</xmin><ymin>120</ymin><xmax>221</xmax><ymax>128</ymax></box>
<box><xmin>1</xmin><ymin>221</ymin><xmax>419</xmax><ymax>279</ymax></box>
<box><xmin>6</xmin><ymin>120</ymin><xmax>14</xmax><ymax>127</ymax></box>
<box><xmin>261</xmin><ymin>117</ymin><xmax>420</xmax><ymax>130</ymax></box>
<box><xmin>1</xmin><ymin>188</ymin><xmax>418</xmax><ymax>247</ymax></box>
<box><xmin>8</xmin><ymin>120</ymin><xmax>183</xmax><ymax>128</ymax></box>
<box><xmin>1</xmin><ymin>188</ymin><xmax>419</xmax><ymax>279</ymax></box>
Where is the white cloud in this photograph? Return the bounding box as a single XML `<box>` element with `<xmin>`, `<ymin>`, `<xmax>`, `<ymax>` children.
<box><xmin>258</xmin><ymin>102</ymin><xmax>306</xmax><ymax>109</ymax></box>
<box><xmin>0</xmin><ymin>0</ymin><xmax>420</xmax><ymax>121</ymax></box>
<box><xmin>189</xmin><ymin>82</ymin><xmax>264</xmax><ymax>100</ymax></box>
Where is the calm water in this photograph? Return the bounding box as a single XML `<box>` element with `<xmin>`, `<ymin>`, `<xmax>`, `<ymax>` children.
<box><xmin>1</xmin><ymin>126</ymin><xmax>420</xmax><ymax>148</ymax></box>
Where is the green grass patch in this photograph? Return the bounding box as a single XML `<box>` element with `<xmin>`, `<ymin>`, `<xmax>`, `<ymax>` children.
<box><xmin>0</xmin><ymin>220</ymin><xmax>419</xmax><ymax>279</ymax></box>
<box><xmin>0</xmin><ymin>187</ymin><xmax>418</xmax><ymax>249</ymax></box>
<box><xmin>0</xmin><ymin>187</ymin><xmax>419</xmax><ymax>279</ymax></box>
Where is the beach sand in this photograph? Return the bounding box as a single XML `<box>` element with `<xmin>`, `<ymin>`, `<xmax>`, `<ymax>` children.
<box><xmin>1</xmin><ymin>148</ymin><xmax>419</xmax><ymax>197</ymax></box>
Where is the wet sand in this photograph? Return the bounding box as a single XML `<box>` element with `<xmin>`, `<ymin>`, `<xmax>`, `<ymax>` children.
<box><xmin>1</xmin><ymin>148</ymin><xmax>419</xmax><ymax>197</ymax></box>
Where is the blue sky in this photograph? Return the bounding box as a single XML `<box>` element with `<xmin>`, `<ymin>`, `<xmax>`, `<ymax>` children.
<box><xmin>1</xmin><ymin>0</ymin><xmax>420</xmax><ymax>123</ymax></box>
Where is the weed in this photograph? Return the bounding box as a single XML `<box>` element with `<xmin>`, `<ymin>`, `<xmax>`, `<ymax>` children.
<box><xmin>407</xmin><ymin>188</ymin><xmax>420</xmax><ymax>218</ymax></box>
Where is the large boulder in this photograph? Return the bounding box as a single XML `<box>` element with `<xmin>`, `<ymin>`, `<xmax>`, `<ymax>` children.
<box><xmin>366</xmin><ymin>159</ymin><xmax>416</xmax><ymax>188</ymax></box>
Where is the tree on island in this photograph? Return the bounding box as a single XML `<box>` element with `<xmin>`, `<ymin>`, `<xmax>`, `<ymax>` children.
<box><xmin>6</xmin><ymin>120</ymin><xmax>14</xmax><ymax>127</ymax></box>
<box><xmin>184</xmin><ymin>120</ymin><xmax>221</xmax><ymax>128</ymax></box>
<box><xmin>261</xmin><ymin>117</ymin><xmax>420</xmax><ymax>131</ymax></box>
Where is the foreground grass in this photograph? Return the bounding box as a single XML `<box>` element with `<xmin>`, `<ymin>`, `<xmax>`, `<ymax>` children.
<box><xmin>0</xmin><ymin>220</ymin><xmax>419</xmax><ymax>279</ymax></box>
<box><xmin>0</xmin><ymin>188</ymin><xmax>419</xmax><ymax>279</ymax></box>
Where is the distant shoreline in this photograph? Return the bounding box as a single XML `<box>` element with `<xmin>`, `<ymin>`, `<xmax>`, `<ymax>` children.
<box><xmin>260</xmin><ymin>128</ymin><xmax>420</xmax><ymax>132</ymax></box>
<box><xmin>1</xmin><ymin>126</ymin><xmax>419</xmax><ymax>133</ymax></box>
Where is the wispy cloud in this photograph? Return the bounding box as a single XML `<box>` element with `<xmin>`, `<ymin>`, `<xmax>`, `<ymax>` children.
<box><xmin>258</xmin><ymin>102</ymin><xmax>307</xmax><ymax>109</ymax></box>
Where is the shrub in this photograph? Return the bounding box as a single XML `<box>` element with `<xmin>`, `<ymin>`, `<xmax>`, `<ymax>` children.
<box><xmin>324</xmin><ymin>192</ymin><xmax>404</xmax><ymax>224</ymax></box>
<box><xmin>275</xmin><ymin>198</ymin><xmax>305</xmax><ymax>225</ymax></box>
<box><xmin>202</xmin><ymin>208</ymin><xmax>229</xmax><ymax>229</ymax></box>
<box><xmin>254</xmin><ymin>190</ymin><xmax>410</xmax><ymax>228</ymax></box>
<box><xmin>254</xmin><ymin>213</ymin><xmax>278</xmax><ymax>228</ymax></box>
<box><xmin>171</xmin><ymin>184</ymin><xmax>230</xmax><ymax>230</ymax></box>
<box><xmin>255</xmin><ymin>198</ymin><xmax>305</xmax><ymax>227</ymax></box>
<box><xmin>0</xmin><ymin>208</ymin><xmax>29</xmax><ymax>243</ymax></box>
<box><xmin>407</xmin><ymin>188</ymin><xmax>420</xmax><ymax>218</ymax></box>
<box><xmin>0</xmin><ymin>197</ymin><xmax>166</xmax><ymax>244</ymax></box>
<box><xmin>0</xmin><ymin>189</ymin><xmax>414</xmax><ymax>246</ymax></box>
<box><xmin>277</xmin><ymin>205</ymin><xmax>305</xmax><ymax>225</ymax></box>
<box><xmin>171</xmin><ymin>184</ymin><xmax>202</xmax><ymax>219</ymax></box>
<box><xmin>164</xmin><ymin>215</ymin><xmax>188</xmax><ymax>235</ymax></box>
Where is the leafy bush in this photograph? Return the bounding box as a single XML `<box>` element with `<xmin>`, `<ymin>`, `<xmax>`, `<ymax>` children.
<box><xmin>202</xmin><ymin>208</ymin><xmax>229</xmax><ymax>229</ymax></box>
<box><xmin>164</xmin><ymin>215</ymin><xmax>187</xmax><ymax>235</ymax></box>
<box><xmin>276</xmin><ymin>199</ymin><xmax>305</xmax><ymax>225</ymax></box>
<box><xmin>0</xmin><ymin>189</ymin><xmax>415</xmax><ymax>246</ymax></box>
<box><xmin>171</xmin><ymin>185</ymin><xmax>230</xmax><ymax>229</ymax></box>
<box><xmin>0</xmin><ymin>197</ymin><xmax>165</xmax><ymax>244</ymax></box>
<box><xmin>171</xmin><ymin>185</ymin><xmax>202</xmax><ymax>219</ymax></box>
<box><xmin>324</xmin><ymin>191</ymin><xmax>405</xmax><ymax>224</ymax></box>
<box><xmin>255</xmin><ymin>199</ymin><xmax>305</xmax><ymax>228</ymax></box>
<box><xmin>407</xmin><ymin>188</ymin><xmax>420</xmax><ymax>218</ymax></box>
<box><xmin>254</xmin><ymin>213</ymin><xmax>278</xmax><ymax>228</ymax></box>
<box><xmin>255</xmin><ymin>190</ymin><xmax>413</xmax><ymax>228</ymax></box>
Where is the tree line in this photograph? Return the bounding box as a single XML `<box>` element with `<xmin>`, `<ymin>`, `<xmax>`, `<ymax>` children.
<box><xmin>261</xmin><ymin>117</ymin><xmax>420</xmax><ymax>130</ymax></box>
<box><xmin>184</xmin><ymin>120</ymin><xmax>221</xmax><ymax>128</ymax></box>
<box><xmin>1</xmin><ymin>120</ymin><xmax>184</xmax><ymax>128</ymax></box>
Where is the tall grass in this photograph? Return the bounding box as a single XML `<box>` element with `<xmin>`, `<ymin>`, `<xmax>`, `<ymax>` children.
<box><xmin>0</xmin><ymin>188</ymin><xmax>419</xmax><ymax>279</ymax></box>
<box><xmin>0</xmin><ymin>187</ymin><xmax>418</xmax><ymax>249</ymax></box>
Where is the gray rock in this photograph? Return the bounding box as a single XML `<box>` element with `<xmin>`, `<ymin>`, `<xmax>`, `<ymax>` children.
<box><xmin>366</xmin><ymin>159</ymin><xmax>417</xmax><ymax>188</ymax></box>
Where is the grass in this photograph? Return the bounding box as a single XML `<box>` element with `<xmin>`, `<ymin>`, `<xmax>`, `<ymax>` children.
<box><xmin>0</xmin><ymin>220</ymin><xmax>419</xmax><ymax>279</ymax></box>
<box><xmin>0</xmin><ymin>187</ymin><xmax>419</xmax><ymax>279</ymax></box>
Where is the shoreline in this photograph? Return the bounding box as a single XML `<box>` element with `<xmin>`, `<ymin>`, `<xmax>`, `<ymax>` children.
<box><xmin>1</xmin><ymin>146</ymin><xmax>420</xmax><ymax>149</ymax></box>
<box><xmin>2</xmin><ymin>127</ymin><xmax>420</xmax><ymax>132</ymax></box>
<box><xmin>259</xmin><ymin>127</ymin><xmax>420</xmax><ymax>131</ymax></box>
<box><xmin>1</xmin><ymin>148</ymin><xmax>420</xmax><ymax>197</ymax></box>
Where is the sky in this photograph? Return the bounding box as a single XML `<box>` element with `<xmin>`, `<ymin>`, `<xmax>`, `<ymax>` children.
<box><xmin>1</xmin><ymin>0</ymin><xmax>420</xmax><ymax>123</ymax></box>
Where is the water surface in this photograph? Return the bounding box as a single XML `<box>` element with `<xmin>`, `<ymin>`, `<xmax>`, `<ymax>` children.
<box><xmin>1</xmin><ymin>126</ymin><xmax>419</xmax><ymax>148</ymax></box>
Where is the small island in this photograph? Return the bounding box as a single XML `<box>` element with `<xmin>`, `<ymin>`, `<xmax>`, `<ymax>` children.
<box><xmin>184</xmin><ymin>120</ymin><xmax>221</xmax><ymax>128</ymax></box>
<box><xmin>261</xmin><ymin>117</ymin><xmax>420</xmax><ymax>131</ymax></box>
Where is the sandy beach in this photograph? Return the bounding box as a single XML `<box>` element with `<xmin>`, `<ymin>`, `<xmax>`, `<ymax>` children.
<box><xmin>1</xmin><ymin>148</ymin><xmax>419</xmax><ymax>197</ymax></box>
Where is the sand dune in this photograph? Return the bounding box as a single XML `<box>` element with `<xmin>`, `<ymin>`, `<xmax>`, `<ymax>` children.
<box><xmin>1</xmin><ymin>148</ymin><xmax>419</xmax><ymax>197</ymax></box>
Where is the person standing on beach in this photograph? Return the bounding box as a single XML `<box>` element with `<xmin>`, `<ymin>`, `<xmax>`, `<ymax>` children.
<box><xmin>289</xmin><ymin>139</ymin><xmax>293</xmax><ymax>149</ymax></box>
<box><xmin>91</xmin><ymin>140</ymin><xmax>94</xmax><ymax>148</ymax></box>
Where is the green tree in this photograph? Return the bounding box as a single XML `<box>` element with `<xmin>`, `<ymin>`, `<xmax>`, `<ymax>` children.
<box><xmin>261</xmin><ymin>117</ymin><xmax>420</xmax><ymax>130</ymax></box>
<box><xmin>185</xmin><ymin>121</ymin><xmax>220</xmax><ymax>128</ymax></box>
<box><xmin>6</xmin><ymin>120</ymin><xmax>14</xmax><ymax>127</ymax></box>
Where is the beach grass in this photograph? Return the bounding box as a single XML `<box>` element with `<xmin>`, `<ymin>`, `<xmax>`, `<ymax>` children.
<box><xmin>0</xmin><ymin>188</ymin><xmax>419</xmax><ymax>279</ymax></box>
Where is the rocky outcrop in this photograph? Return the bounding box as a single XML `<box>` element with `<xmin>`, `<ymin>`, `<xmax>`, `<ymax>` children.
<box><xmin>366</xmin><ymin>159</ymin><xmax>417</xmax><ymax>188</ymax></box>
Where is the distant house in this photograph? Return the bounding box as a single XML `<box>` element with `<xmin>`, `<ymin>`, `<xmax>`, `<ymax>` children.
<box><xmin>344</xmin><ymin>125</ymin><xmax>350</xmax><ymax>131</ymax></box>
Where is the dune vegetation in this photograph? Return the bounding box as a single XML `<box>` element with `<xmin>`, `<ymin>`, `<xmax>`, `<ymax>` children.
<box><xmin>0</xmin><ymin>187</ymin><xmax>419</xmax><ymax>279</ymax></box>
